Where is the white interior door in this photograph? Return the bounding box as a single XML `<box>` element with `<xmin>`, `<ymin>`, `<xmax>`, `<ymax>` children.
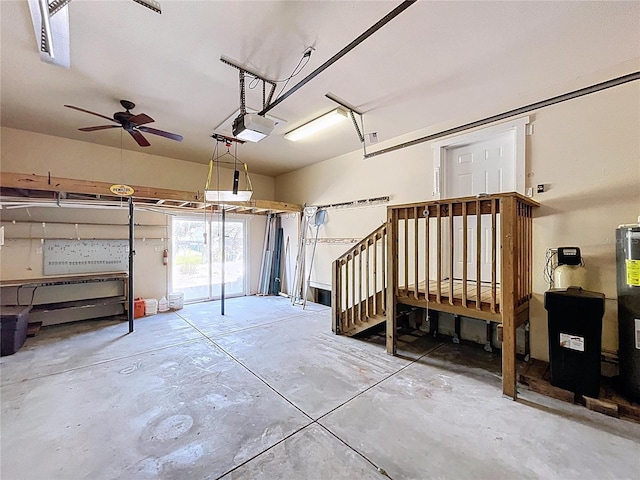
<box><xmin>444</xmin><ymin>131</ymin><xmax>516</xmax><ymax>282</ymax></box>
<box><xmin>445</xmin><ymin>132</ymin><xmax>515</xmax><ymax>197</ymax></box>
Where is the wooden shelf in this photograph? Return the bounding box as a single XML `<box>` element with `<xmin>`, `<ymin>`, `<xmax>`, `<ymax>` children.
<box><xmin>0</xmin><ymin>172</ymin><xmax>301</xmax><ymax>214</ymax></box>
<box><xmin>31</xmin><ymin>295</ymin><xmax>127</xmax><ymax>313</ymax></box>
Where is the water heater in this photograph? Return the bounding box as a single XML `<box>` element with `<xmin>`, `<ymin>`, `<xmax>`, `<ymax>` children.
<box><xmin>616</xmin><ymin>222</ymin><xmax>640</xmax><ymax>402</ymax></box>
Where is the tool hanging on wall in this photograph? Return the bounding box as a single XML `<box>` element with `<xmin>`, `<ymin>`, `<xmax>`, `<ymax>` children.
<box><xmin>291</xmin><ymin>206</ymin><xmax>317</xmax><ymax>305</ymax></box>
<box><xmin>302</xmin><ymin>209</ymin><xmax>326</xmax><ymax>309</ymax></box>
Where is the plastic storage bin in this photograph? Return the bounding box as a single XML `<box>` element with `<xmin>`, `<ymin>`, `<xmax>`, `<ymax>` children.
<box><xmin>134</xmin><ymin>298</ymin><xmax>145</xmax><ymax>319</ymax></box>
<box><xmin>168</xmin><ymin>292</ymin><xmax>184</xmax><ymax>310</ymax></box>
<box><xmin>1</xmin><ymin>306</ymin><xmax>31</xmax><ymax>356</ymax></box>
<box><xmin>144</xmin><ymin>298</ymin><xmax>158</xmax><ymax>316</ymax></box>
<box><xmin>544</xmin><ymin>287</ymin><xmax>605</xmax><ymax>398</ymax></box>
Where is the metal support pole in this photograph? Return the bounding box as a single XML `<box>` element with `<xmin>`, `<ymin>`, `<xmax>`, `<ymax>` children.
<box><xmin>453</xmin><ymin>314</ymin><xmax>461</xmax><ymax>344</ymax></box>
<box><xmin>221</xmin><ymin>208</ymin><xmax>226</xmax><ymax>315</ymax></box>
<box><xmin>128</xmin><ymin>197</ymin><xmax>134</xmax><ymax>333</ymax></box>
<box><xmin>430</xmin><ymin>310</ymin><xmax>439</xmax><ymax>338</ymax></box>
<box><xmin>485</xmin><ymin>321</ymin><xmax>493</xmax><ymax>353</ymax></box>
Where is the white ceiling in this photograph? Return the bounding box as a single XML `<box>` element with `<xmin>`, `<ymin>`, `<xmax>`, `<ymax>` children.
<box><xmin>1</xmin><ymin>0</ymin><xmax>639</xmax><ymax>177</ymax></box>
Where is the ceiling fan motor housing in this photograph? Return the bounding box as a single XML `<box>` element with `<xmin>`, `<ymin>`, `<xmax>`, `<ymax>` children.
<box><xmin>113</xmin><ymin>111</ymin><xmax>134</xmax><ymax>125</ymax></box>
<box><xmin>120</xmin><ymin>100</ymin><xmax>136</xmax><ymax>111</ymax></box>
<box><xmin>114</xmin><ymin>100</ymin><xmax>136</xmax><ymax>126</ymax></box>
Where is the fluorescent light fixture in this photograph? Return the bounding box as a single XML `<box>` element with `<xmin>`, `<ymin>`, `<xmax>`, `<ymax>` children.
<box><xmin>232</xmin><ymin>113</ymin><xmax>275</xmax><ymax>142</ymax></box>
<box><xmin>27</xmin><ymin>0</ymin><xmax>71</xmax><ymax>67</ymax></box>
<box><xmin>205</xmin><ymin>190</ymin><xmax>253</xmax><ymax>202</ymax></box>
<box><xmin>284</xmin><ymin>108</ymin><xmax>349</xmax><ymax>141</ymax></box>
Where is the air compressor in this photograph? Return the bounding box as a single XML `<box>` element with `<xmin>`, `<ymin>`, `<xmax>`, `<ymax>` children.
<box><xmin>553</xmin><ymin>247</ymin><xmax>588</xmax><ymax>289</ymax></box>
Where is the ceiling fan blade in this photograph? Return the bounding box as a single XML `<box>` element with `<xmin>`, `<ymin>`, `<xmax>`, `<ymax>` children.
<box><xmin>129</xmin><ymin>130</ymin><xmax>151</xmax><ymax>147</ymax></box>
<box><xmin>137</xmin><ymin>126</ymin><xmax>183</xmax><ymax>142</ymax></box>
<box><xmin>79</xmin><ymin>125</ymin><xmax>122</xmax><ymax>132</ymax></box>
<box><xmin>64</xmin><ymin>105</ymin><xmax>117</xmax><ymax>123</ymax></box>
<box><xmin>128</xmin><ymin>113</ymin><xmax>154</xmax><ymax>126</ymax></box>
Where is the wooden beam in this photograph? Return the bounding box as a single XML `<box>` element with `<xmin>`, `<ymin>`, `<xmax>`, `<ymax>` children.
<box><xmin>500</xmin><ymin>195</ymin><xmax>518</xmax><ymax>400</ymax></box>
<box><xmin>0</xmin><ymin>172</ymin><xmax>302</xmax><ymax>214</ymax></box>
<box><xmin>386</xmin><ymin>210</ymin><xmax>397</xmax><ymax>355</ymax></box>
<box><xmin>397</xmin><ymin>296</ymin><xmax>502</xmax><ymax>323</ymax></box>
<box><xmin>331</xmin><ymin>260</ymin><xmax>339</xmax><ymax>333</ymax></box>
<box><xmin>220</xmin><ymin>199</ymin><xmax>302</xmax><ymax>213</ymax></box>
<box><xmin>2</xmin><ymin>172</ymin><xmax>200</xmax><ymax>202</ymax></box>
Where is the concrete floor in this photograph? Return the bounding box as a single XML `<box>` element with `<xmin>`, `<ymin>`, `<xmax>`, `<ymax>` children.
<box><xmin>1</xmin><ymin>296</ymin><xmax>639</xmax><ymax>479</ymax></box>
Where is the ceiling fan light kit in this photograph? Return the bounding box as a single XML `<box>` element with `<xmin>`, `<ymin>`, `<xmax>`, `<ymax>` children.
<box><xmin>284</xmin><ymin>108</ymin><xmax>349</xmax><ymax>142</ymax></box>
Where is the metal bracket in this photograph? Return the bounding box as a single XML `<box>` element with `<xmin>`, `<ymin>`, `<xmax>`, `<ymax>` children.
<box><xmin>220</xmin><ymin>55</ymin><xmax>277</xmax><ymax>113</ymax></box>
<box><xmin>211</xmin><ymin>133</ymin><xmax>245</xmax><ymax>145</ymax></box>
<box><xmin>38</xmin><ymin>0</ymin><xmax>55</xmax><ymax>56</ymax></box>
<box><xmin>349</xmin><ymin>111</ymin><xmax>365</xmax><ymax>143</ymax></box>
<box><xmin>48</xmin><ymin>0</ymin><xmax>72</xmax><ymax>17</ymax></box>
<box><xmin>325</xmin><ymin>92</ymin><xmax>368</xmax><ymax>155</ymax></box>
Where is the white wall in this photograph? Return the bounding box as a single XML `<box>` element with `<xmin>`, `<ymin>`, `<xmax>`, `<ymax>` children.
<box><xmin>0</xmin><ymin>127</ymin><xmax>275</xmax><ymax>198</ymax></box>
<box><xmin>275</xmin><ymin>81</ymin><xmax>640</xmax><ymax>361</ymax></box>
<box><xmin>0</xmin><ymin>128</ymin><xmax>275</xmax><ymax>300</ymax></box>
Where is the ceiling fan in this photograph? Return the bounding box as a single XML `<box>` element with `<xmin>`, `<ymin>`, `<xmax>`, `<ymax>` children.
<box><xmin>64</xmin><ymin>100</ymin><xmax>183</xmax><ymax>147</ymax></box>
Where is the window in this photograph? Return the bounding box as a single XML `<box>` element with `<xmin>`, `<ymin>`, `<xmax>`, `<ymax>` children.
<box><xmin>171</xmin><ymin>215</ymin><xmax>247</xmax><ymax>302</ymax></box>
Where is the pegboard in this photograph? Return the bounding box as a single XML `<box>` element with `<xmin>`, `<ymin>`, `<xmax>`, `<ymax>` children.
<box><xmin>44</xmin><ymin>239</ymin><xmax>129</xmax><ymax>275</ymax></box>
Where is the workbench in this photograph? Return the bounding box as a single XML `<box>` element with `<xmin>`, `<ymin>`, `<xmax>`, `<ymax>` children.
<box><xmin>0</xmin><ymin>272</ymin><xmax>128</xmax><ymax>326</ymax></box>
